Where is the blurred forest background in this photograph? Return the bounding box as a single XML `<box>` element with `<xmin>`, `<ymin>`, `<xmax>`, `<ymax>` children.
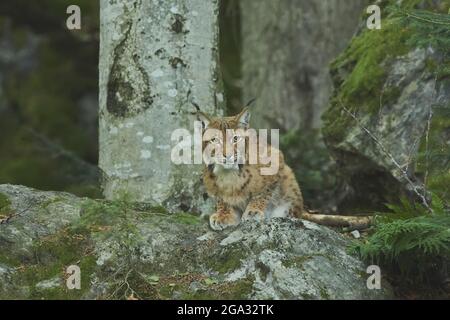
<box><xmin>0</xmin><ymin>0</ymin><xmax>100</xmax><ymax>197</ymax></box>
<box><xmin>0</xmin><ymin>0</ymin><xmax>449</xmax><ymax>297</ymax></box>
<box><xmin>1</xmin><ymin>0</ymin><xmax>448</xmax><ymax>211</ymax></box>
<box><xmin>0</xmin><ymin>0</ymin><xmax>370</xmax><ymax>209</ymax></box>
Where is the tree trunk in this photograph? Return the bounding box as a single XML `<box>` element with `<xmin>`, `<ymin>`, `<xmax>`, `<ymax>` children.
<box><xmin>240</xmin><ymin>0</ymin><xmax>367</xmax><ymax>131</ymax></box>
<box><xmin>99</xmin><ymin>0</ymin><xmax>223</xmax><ymax>213</ymax></box>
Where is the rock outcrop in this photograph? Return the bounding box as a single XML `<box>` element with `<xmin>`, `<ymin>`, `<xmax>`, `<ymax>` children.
<box><xmin>0</xmin><ymin>185</ymin><xmax>391</xmax><ymax>299</ymax></box>
<box><xmin>322</xmin><ymin>1</ymin><xmax>450</xmax><ymax>210</ymax></box>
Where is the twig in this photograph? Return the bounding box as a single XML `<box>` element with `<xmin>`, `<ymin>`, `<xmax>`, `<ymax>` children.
<box><xmin>0</xmin><ymin>202</ymin><xmax>34</xmax><ymax>225</ymax></box>
<box><xmin>424</xmin><ymin>75</ymin><xmax>439</xmax><ymax>189</ymax></box>
<box><xmin>339</xmin><ymin>100</ymin><xmax>433</xmax><ymax>213</ymax></box>
<box><xmin>108</xmin><ymin>268</ymin><xmax>142</xmax><ymax>300</ymax></box>
<box><xmin>405</xmin><ymin>135</ymin><xmax>421</xmax><ymax>174</ymax></box>
<box><xmin>402</xmin><ymin>10</ymin><xmax>450</xmax><ymax>26</ymax></box>
<box><xmin>122</xmin><ymin>269</ymin><xmax>142</xmax><ymax>300</ymax></box>
<box><xmin>424</xmin><ymin>100</ymin><xmax>434</xmax><ymax>187</ymax></box>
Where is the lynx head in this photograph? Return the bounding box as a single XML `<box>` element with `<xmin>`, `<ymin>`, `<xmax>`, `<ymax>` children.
<box><xmin>196</xmin><ymin>104</ymin><xmax>253</xmax><ymax>173</ymax></box>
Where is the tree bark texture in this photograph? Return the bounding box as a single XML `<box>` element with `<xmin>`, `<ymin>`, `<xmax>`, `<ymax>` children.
<box><xmin>99</xmin><ymin>0</ymin><xmax>223</xmax><ymax>213</ymax></box>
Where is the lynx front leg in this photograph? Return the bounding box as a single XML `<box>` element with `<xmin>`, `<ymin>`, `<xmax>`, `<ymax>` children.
<box><xmin>242</xmin><ymin>193</ymin><xmax>270</xmax><ymax>223</ymax></box>
<box><xmin>209</xmin><ymin>200</ymin><xmax>240</xmax><ymax>231</ymax></box>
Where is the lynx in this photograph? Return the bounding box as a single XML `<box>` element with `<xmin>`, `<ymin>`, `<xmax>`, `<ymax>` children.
<box><xmin>195</xmin><ymin>103</ymin><xmax>372</xmax><ymax>231</ymax></box>
<box><xmin>197</xmin><ymin>106</ymin><xmax>305</xmax><ymax>230</ymax></box>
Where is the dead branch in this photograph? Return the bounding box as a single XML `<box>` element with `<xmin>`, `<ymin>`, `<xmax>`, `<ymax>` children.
<box><xmin>339</xmin><ymin>100</ymin><xmax>433</xmax><ymax>213</ymax></box>
<box><xmin>301</xmin><ymin>212</ymin><xmax>373</xmax><ymax>230</ymax></box>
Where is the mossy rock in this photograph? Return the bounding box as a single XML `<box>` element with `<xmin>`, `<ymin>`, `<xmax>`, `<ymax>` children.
<box><xmin>0</xmin><ymin>184</ymin><xmax>392</xmax><ymax>300</ymax></box>
<box><xmin>322</xmin><ymin>0</ymin><xmax>450</xmax><ymax>210</ymax></box>
<box><xmin>0</xmin><ymin>192</ymin><xmax>11</xmax><ymax>212</ymax></box>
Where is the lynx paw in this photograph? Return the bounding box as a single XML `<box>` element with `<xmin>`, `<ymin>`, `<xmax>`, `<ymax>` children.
<box><xmin>209</xmin><ymin>212</ymin><xmax>240</xmax><ymax>231</ymax></box>
<box><xmin>242</xmin><ymin>209</ymin><xmax>265</xmax><ymax>223</ymax></box>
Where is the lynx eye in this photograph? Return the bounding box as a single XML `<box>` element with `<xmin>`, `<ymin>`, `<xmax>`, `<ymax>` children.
<box><xmin>232</xmin><ymin>135</ymin><xmax>242</xmax><ymax>143</ymax></box>
<box><xmin>210</xmin><ymin>137</ymin><xmax>220</xmax><ymax>144</ymax></box>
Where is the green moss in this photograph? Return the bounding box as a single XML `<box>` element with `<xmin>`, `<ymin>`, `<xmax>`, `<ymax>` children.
<box><xmin>425</xmin><ymin>57</ymin><xmax>438</xmax><ymax>73</ymax></box>
<box><xmin>415</xmin><ymin>100</ymin><xmax>450</xmax><ymax>201</ymax></box>
<box><xmin>6</xmin><ymin>227</ymin><xmax>97</xmax><ymax>300</ymax></box>
<box><xmin>180</xmin><ymin>278</ymin><xmax>254</xmax><ymax>300</ymax></box>
<box><xmin>0</xmin><ymin>193</ymin><xmax>11</xmax><ymax>212</ymax></box>
<box><xmin>77</xmin><ymin>197</ymin><xmax>134</xmax><ymax>229</ymax></box>
<box><xmin>300</xmin><ymin>293</ymin><xmax>315</xmax><ymax>300</ymax></box>
<box><xmin>142</xmin><ymin>272</ymin><xmax>200</xmax><ymax>299</ymax></box>
<box><xmin>65</xmin><ymin>185</ymin><xmax>103</xmax><ymax>199</ymax></box>
<box><xmin>171</xmin><ymin>212</ymin><xmax>201</xmax><ymax>225</ymax></box>
<box><xmin>332</xmin><ymin>18</ymin><xmax>410</xmax><ymax>108</ymax></box>
<box><xmin>216</xmin><ymin>258</ymin><xmax>242</xmax><ymax>274</ymax></box>
<box><xmin>427</xmin><ymin>173</ymin><xmax>450</xmax><ymax>200</ymax></box>
<box><xmin>102</xmin><ymin>271</ymin><xmax>250</xmax><ymax>300</ymax></box>
<box><xmin>40</xmin><ymin>197</ymin><xmax>66</xmax><ymax>209</ymax></box>
<box><xmin>323</xmin><ymin>15</ymin><xmax>411</xmax><ymax>144</ymax></box>
<box><xmin>319</xmin><ymin>286</ymin><xmax>331</xmax><ymax>299</ymax></box>
<box><xmin>400</xmin><ymin>7</ymin><xmax>450</xmax><ymax>80</ymax></box>
<box><xmin>323</xmin><ymin>1</ymin><xmax>450</xmax><ymax>146</ymax></box>
<box><xmin>1</xmin><ymin>194</ymin><xmax>238</xmax><ymax>299</ymax></box>
<box><xmin>24</xmin><ymin>255</ymin><xmax>97</xmax><ymax>300</ymax></box>
<box><xmin>204</xmin><ymin>246</ymin><xmax>246</xmax><ymax>274</ymax></box>
<box><xmin>215</xmin><ymin>278</ymin><xmax>254</xmax><ymax>300</ymax></box>
<box><xmin>146</xmin><ymin>205</ymin><xmax>169</xmax><ymax>214</ymax></box>
<box><xmin>0</xmin><ymin>252</ymin><xmax>22</xmax><ymax>268</ymax></box>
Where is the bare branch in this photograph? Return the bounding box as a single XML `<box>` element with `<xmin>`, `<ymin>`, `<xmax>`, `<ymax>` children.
<box><xmin>302</xmin><ymin>211</ymin><xmax>373</xmax><ymax>230</ymax></box>
<box><xmin>245</xmin><ymin>98</ymin><xmax>257</xmax><ymax>107</ymax></box>
<box><xmin>191</xmin><ymin>101</ymin><xmax>201</xmax><ymax>112</ymax></box>
<box><xmin>424</xmin><ymin>100</ymin><xmax>434</xmax><ymax>187</ymax></box>
<box><xmin>338</xmin><ymin>100</ymin><xmax>433</xmax><ymax>213</ymax></box>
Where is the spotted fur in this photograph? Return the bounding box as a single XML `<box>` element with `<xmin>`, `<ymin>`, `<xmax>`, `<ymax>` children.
<box><xmin>198</xmin><ymin>108</ymin><xmax>305</xmax><ymax>231</ymax></box>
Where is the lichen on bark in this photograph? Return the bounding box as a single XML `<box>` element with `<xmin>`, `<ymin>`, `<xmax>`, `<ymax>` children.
<box><xmin>99</xmin><ymin>0</ymin><xmax>224</xmax><ymax>213</ymax></box>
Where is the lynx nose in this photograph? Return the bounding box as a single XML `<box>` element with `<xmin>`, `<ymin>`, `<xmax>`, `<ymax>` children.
<box><xmin>224</xmin><ymin>155</ymin><xmax>235</xmax><ymax>164</ymax></box>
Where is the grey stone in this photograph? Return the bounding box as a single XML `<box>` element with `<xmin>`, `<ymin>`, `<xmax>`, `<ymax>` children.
<box><xmin>0</xmin><ymin>185</ymin><xmax>392</xmax><ymax>299</ymax></box>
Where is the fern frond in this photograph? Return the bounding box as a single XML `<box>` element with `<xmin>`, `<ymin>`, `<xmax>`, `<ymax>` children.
<box><xmin>351</xmin><ymin>198</ymin><xmax>450</xmax><ymax>285</ymax></box>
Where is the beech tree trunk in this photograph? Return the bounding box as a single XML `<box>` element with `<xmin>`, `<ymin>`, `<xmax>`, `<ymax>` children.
<box><xmin>240</xmin><ymin>0</ymin><xmax>367</xmax><ymax>131</ymax></box>
<box><xmin>99</xmin><ymin>0</ymin><xmax>223</xmax><ymax>213</ymax></box>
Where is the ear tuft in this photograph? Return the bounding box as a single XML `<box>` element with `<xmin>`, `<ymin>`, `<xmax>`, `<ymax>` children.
<box><xmin>236</xmin><ymin>107</ymin><xmax>251</xmax><ymax>129</ymax></box>
<box><xmin>245</xmin><ymin>98</ymin><xmax>257</xmax><ymax>108</ymax></box>
<box><xmin>197</xmin><ymin>112</ymin><xmax>211</xmax><ymax>129</ymax></box>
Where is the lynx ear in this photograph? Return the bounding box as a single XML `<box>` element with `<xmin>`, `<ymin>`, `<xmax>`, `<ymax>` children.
<box><xmin>236</xmin><ymin>107</ymin><xmax>251</xmax><ymax>129</ymax></box>
<box><xmin>192</xmin><ymin>101</ymin><xmax>211</xmax><ymax>129</ymax></box>
<box><xmin>197</xmin><ymin>112</ymin><xmax>211</xmax><ymax>129</ymax></box>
